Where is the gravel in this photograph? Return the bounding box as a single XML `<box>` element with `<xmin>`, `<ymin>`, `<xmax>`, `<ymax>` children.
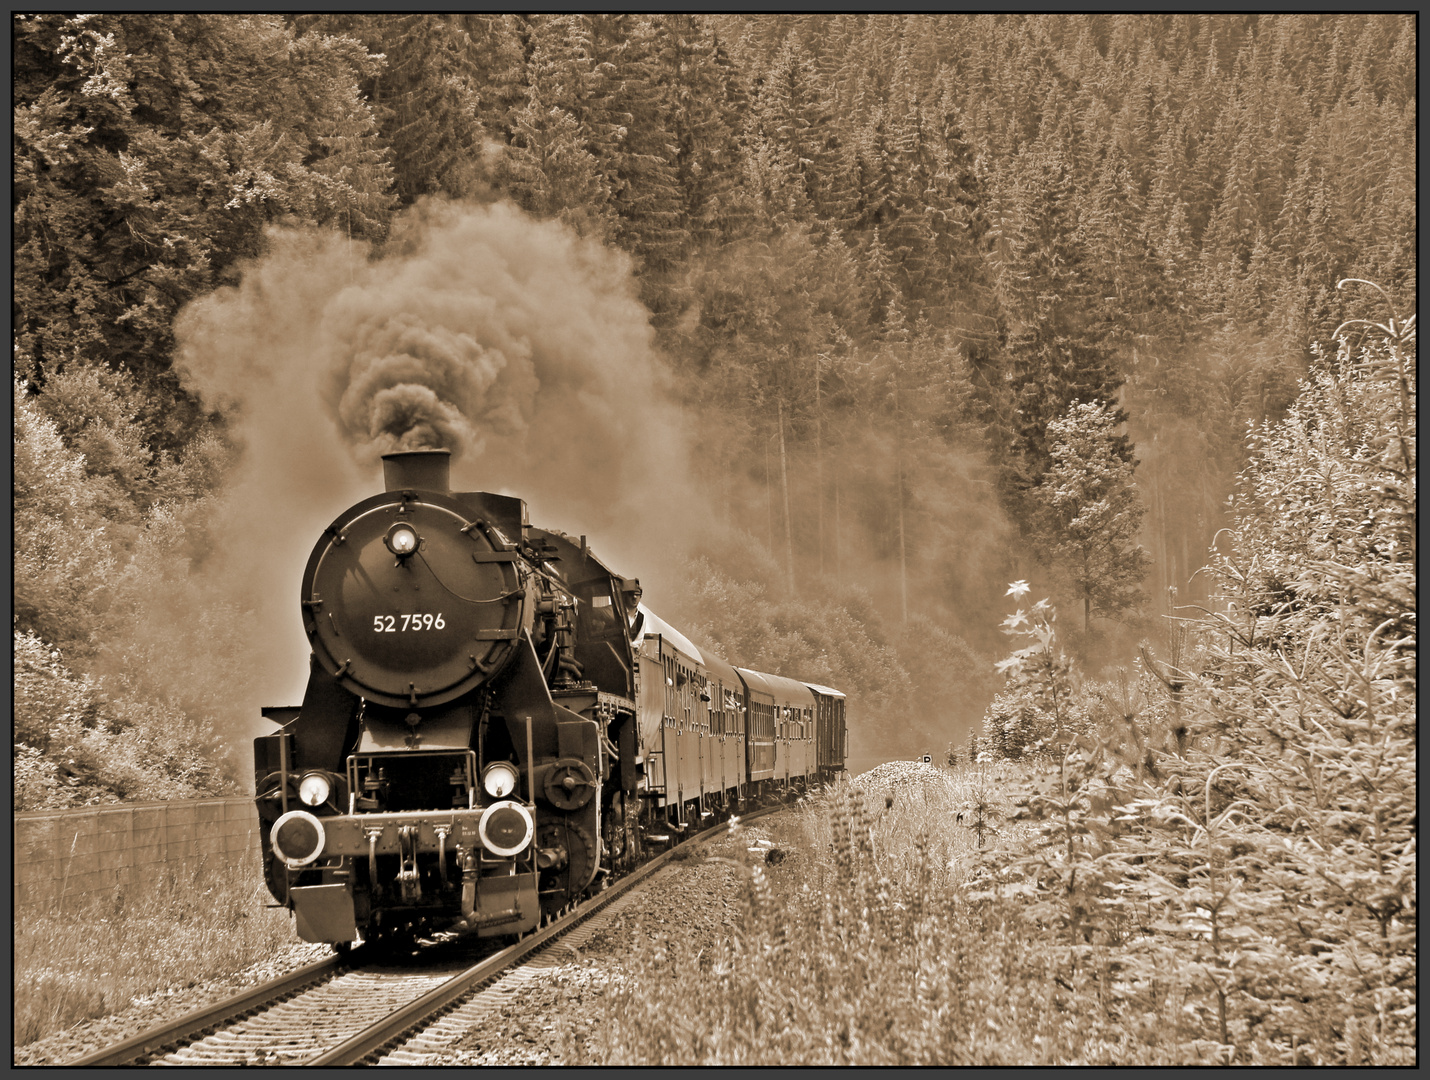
<box><xmin>12</xmin><ymin>942</ymin><xmax>335</xmax><ymax>1067</ymax></box>
<box><xmin>400</xmin><ymin>822</ymin><xmax>771</xmax><ymax>1066</ymax></box>
<box><xmin>14</xmin><ymin>824</ymin><xmax>776</xmax><ymax>1067</ymax></box>
<box><xmin>853</xmin><ymin>759</ymin><xmax>960</xmax><ymax>797</ymax></box>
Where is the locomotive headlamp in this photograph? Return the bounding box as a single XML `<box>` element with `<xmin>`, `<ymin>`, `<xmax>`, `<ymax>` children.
<box><xmin>482</xmin><ymin>760</ymin><xmax>520</xmax><ymax>799</ymax></box>
<box><xmin>271</xmin><ymin>809</ymin><xmax>326</xmax><ymax>868</ymax></box>
<box><xmin>298</xmin><ymin>772</ymin><xmax>332</xmax><ymax>807</ymax></box>
<box><xmin>478</xmin><ymin>799</ymin><xmax>535</xmax><ymax>857</ymax></box>
<box><xmin>384</xmin><ymin>523</ymin><xmax>419</xmax><ymax>556</ymax></box>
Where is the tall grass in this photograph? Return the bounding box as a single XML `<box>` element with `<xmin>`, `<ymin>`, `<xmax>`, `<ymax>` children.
<box><xmin>572</xmin><ymin>773</ymin><xmax>1199</xmax><ymax>1066</ymax></box>
<box><xmin>13</xmin><ymin>863</ymin><xmax>297</xmax><ymax>1046</ymax></box>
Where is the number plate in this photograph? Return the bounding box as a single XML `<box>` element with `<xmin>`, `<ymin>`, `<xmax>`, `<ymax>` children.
<box><xmin>372</xmin><ymin>613</ymin><xmax>446</xmax><ymax>632</ymax></box>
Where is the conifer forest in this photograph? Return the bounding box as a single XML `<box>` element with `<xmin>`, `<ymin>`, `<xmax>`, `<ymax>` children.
<box><xmin>11</xmin><ymin>12</ymin><xmax>1416</xmax><ymax>1067</ymax></box>
<box><xmin>14</xmin><ymin>11</ymin><xmax>1416</xmax><ymax>791</ymax></box>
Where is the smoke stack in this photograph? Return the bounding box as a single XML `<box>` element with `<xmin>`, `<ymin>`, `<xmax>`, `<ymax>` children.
<box><xmin>382</xmin><ymin>449</ymin><xmax>451</xmax><ymax>493</ymax></box>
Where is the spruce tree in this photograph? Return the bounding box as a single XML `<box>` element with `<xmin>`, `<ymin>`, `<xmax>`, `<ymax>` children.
<box><xmin>500</xmin><ymin>14</ymin><xmax>617</xmax><ymax>239</ymax></box>
<box><xmin>660</xmin><ymin>15</ymin><xmax>746</xmax><ymax>251</ymax></box>
<box><xmin>991</xmin><ymin>146</ymin><xmax>1124</xmax><ymax>512</ymax></box>
<box><xmin>596</xmin><ymin>15</ymin><xmax>690</xmax><ymax>326</ymax></box>
<box><xmin>303</xmin><ymin>14</ymin><xmax>486</xmax><ymax>204</ymax></box>
<box><xmin>1031</xmin><ymin>400</ymin><xmax>1151</xmax><ymax>630</ymax></box>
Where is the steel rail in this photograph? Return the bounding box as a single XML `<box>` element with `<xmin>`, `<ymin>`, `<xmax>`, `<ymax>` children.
<box><xmin>64</xmin><ymin>803</ymin><xmax>780</xmax><ymax>1068</ymax></box>
<box><xmin>309</xmin><ymin>804</ymin><xmax>779</xmax><ymax>1065</ymax></box>
<box><xmin>64</xmin><ymin>953</ymin><xmax>348</xmax><ymax>1067</ymax></box>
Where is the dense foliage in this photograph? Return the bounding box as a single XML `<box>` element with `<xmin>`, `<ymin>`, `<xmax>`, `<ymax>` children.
<box><xmin>13</xmin><ymin>14</ymin><xmax>391</xmax><ymax>446</ymax></box>
<box><xmin>11</xmin><ymin>16</ymin><xmax>1415</xmax><ymax>802</ymax></box>
<box><xmin>970</xmin><ymin>307</ymin><xmax>1415</xmax><ymax>1063</ymax></box>
<box><xmin>578</xmin><ymin>312</ymin><xmax>1413</xmax><ymax>1066</ymax></box>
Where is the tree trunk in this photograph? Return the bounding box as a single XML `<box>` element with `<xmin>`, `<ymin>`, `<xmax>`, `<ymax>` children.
<box><xmin>897</xmin><ymin>448</ymin><xmax>908</xmax><ymax>624</ymax></box>
<box><xmin>893</xmin><ymin>377</ymin><xmax>908</xmax><ymax>624</ymax></box>
<box><xmin>815</xmin><ymin>353</ymin><xmax>825</xmax><ymax>580</ymax></box>
<box><xmin>1083</xmin><ymin>553</ymin><xmax>1091</xmax><ymax>631</ymax></box>
<box><xmin>765</xmin><ymin>437</ymin><xmax>774</xmax><ymax>555</ymax></box>
<box><xmin>778</xmin><ymin>398</ymin><xmax>795</xmax><ymax>595</ymax></box>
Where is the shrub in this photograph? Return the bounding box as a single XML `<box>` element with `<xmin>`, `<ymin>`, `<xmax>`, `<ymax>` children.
<box><xmin>13</xmin><ymin>380</ymin><xmax>117</xmax><ymax>656</ymax></box>
<box><xmin>13</xmin><ymin>630</ymin><xmax>237</xmax><ymax>809</ymax></box>
<box><xmin>975</xmin><ymin>293</ymin><xmax>1416</xmax><ymax>1064</ymax></box>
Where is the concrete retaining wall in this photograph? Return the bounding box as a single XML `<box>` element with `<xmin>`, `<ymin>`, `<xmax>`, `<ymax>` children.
<box><xmin>12</xmin><ymin>796</ymin><xmax>260</xmax><ymax>912</ymax></box>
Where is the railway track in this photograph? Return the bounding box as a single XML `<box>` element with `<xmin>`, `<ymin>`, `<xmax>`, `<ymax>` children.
<box><xmin>67</xmin><ymin>805</ymin><xmax>780</xmax><ymax>1067</ymax></box>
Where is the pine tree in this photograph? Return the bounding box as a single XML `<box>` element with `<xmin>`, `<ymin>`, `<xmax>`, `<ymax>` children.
<box><xmin>990</xmin><ymin>146</ymin><xmax>1124</xmax><ymax>509</ymax></box>
<box><xmin>1080</xmin><ymin>139</ymin><xmax>1167</xmax><ymax>344</ymax></box>
<box><xmin>924</xmin><ymin>71</ymin><xmax>1000</xmax><ymax>355</ymax></box>
<box><xmin>500</xmin><ymin>14</ymin><xmax>617</xmax><ymax>239</ymax></box>
<box><xmin>878</xmin><ymin>48</ymin><xmax>940</xmax><ymax>316</ymax></box>
<box><xmin>658</xmin><ymin>15</ymin><xmax>746</xmax><ymax>251</ymax></box>
<box><xmin>304</xmin><ymin>14</ymin><xmax>486</xmax><ymax>204</ymax></box>
<box><xmin>1031</xmin><ymin>400</ymin><xmax>1151</xmax><ymax>630</ymax></box>
<box><xmin>743</xmin><ymin>34</ymin><xmax>845</xmax><ymax>231</ymax></box>
<box><xmin>592</xmin><ymin>15</ymin><xmax>689</xmax><ymax>325</ymax></box>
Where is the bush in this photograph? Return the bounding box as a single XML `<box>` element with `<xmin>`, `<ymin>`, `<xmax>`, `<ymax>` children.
<box><xmin>13</xmin><ymin>380</ymin><xmax>117</xmax><ymax>656</ymax></box>
<box><xmin>13</xmin><ymin>630</ymin><xmax>237</xmax><ymax>809</ymax></box>
<box><xmin>972</xmin><ymin>299</ymin><xmax>1416</xmax><ymax>1064</ymax></box>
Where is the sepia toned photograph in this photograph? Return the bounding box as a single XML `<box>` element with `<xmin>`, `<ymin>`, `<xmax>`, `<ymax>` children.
<box><xmin>13</xmin><ymin>13</ymin><xmax>1415</xmax><ymax>1066</ymax></box>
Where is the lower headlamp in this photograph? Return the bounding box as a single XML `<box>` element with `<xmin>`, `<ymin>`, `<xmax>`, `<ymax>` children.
<box><xmin>478</xmin><ymin>800</ymin><xmax>534</xmax><ymax>857</ymax></box>
<box><xmin>271</xmin><ymin>809</ymin><xmax>326</xmax><ymax>868</ymax></box>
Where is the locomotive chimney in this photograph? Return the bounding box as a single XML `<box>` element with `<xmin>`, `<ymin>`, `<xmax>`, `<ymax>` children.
<box><xmin>382</xmin><ymin>449</ymin><xmax>451</xmax><ymax>493</ymax></box>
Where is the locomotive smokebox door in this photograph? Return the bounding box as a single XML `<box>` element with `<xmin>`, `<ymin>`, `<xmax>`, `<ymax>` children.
<box><xmin>302</xmin><ymin>488</ymin><xmax>528</xmax><ymax>711</ymax></box>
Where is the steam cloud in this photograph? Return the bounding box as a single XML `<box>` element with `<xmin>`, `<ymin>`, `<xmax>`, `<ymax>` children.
<box><xmin>168</xmin><ymin>198</ymin><xmax>1000</xmax><ymax>766</ymax></box>
<box><xmin>174</xmin><ymin>200</ymin><xmax>702</xmax><ymax>718</ymax></box>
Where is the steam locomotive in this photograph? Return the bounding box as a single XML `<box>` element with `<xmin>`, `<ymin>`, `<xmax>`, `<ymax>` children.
<box><xmin>254</xmin><ymin>449</ymin><xmax>846</xmax><ymax>946</ymax></box>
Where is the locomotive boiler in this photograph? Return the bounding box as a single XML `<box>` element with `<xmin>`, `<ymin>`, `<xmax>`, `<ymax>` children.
<box><xmin>254</xmin><ymin>449</ymin><xmax>644</xmax><ymax>944</ymax></box>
